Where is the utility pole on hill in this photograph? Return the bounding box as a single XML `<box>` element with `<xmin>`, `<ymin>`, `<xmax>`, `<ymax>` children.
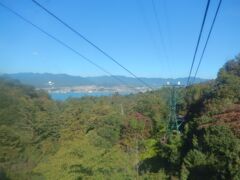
<box><xmin>168</xmin><ymin>86</ymin><xmax>178</xmax><ymax>132</ymax></box>
<box><xmin>166</xmin><ymin>82</ymin><xmax>184</xmax><ymax>134</ymax></box>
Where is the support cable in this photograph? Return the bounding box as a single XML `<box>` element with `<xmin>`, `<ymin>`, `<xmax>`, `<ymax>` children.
<box><xmin>0</xmin><ymin>2</ymin><xmax>141</xmax><ymax>92</ymax></box>
<box><xmin>151</xmin><ymin>0</ymin><xmax>173</xmax><ymax>77</ymax></box>
<box><xmin>32</xmin><ymin>0</ymin><xmax>154</xmax><ymax>90</ymax></box>
<box><xmin>187</xmin><ymin>0</ymin><xmax>211</xmax><ymax>86</ymax></box>
<box><xmin>192</xmin><ymin>0</ymin><xmax>222</xmax><ymax>84</ymax></box>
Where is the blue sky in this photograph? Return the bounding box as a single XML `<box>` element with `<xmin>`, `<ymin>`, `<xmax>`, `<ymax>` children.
<box><xmin>0</xmin><ymin>0</ymin><xmax>239</xmax><ymax>78</ymax></box>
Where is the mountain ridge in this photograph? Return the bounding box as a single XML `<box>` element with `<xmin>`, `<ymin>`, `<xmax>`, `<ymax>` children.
<box><xmin>1</xmin><ymin>72</ymin><xmax>209</xmax><ymax>88</ymax></box>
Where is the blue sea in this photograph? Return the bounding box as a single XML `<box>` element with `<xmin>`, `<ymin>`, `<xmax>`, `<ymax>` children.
<box><xmin>50</xmin><ymin>92</ymin><xmax>129</xmax><ymax>101</ymax></box>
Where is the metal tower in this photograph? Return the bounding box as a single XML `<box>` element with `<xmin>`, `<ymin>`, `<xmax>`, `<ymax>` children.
<box><xmin>167</xmin><ymin>83</ymin><xmax>184</xmax><ymax>133</ymax></box>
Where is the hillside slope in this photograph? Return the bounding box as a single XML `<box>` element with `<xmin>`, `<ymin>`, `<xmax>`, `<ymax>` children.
<box><xmin>0</xmin><ymin>55</ymin><xmax>239</xmax><ymax>179</ymax></box>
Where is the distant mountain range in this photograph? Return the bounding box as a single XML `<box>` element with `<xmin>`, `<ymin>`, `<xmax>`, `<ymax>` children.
<box><xmin>1</xmin><ymin>73</ymin><xmax>209</xmax><ymax>88</ymax></box>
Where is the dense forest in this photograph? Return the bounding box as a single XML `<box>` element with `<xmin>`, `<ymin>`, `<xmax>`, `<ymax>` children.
<box><xmin>0</xmin><ymin>55</ymin><xmax>240</xmax><ymax>179</ymax></box>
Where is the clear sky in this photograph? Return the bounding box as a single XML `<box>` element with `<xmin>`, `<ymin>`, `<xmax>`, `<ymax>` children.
<box><xmin>0</xmin><ymin>0</ymin><xmax>239</xmax><ymax>78</ymax></box>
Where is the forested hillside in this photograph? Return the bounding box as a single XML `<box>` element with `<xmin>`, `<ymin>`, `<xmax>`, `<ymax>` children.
<box><xmin>0</xmin><ymin>55</ymin><xmax>240</xmax><ymax>179</ymax></box>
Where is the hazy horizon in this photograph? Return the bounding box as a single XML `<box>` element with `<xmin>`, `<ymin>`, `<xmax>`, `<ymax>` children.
<box><xmin>1</xmin><ymin>71</ymin><xmax>211</xmax><ymax>80</ymax></box>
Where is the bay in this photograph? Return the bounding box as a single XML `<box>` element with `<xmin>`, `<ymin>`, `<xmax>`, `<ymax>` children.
<box><xmin>50</xmin><ymin>91</ymin><xmax>129</xmax><ymax>101</ymax></box>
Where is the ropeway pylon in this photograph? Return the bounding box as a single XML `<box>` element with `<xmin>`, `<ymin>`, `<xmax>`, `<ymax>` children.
<box><xmin>166</xmin><ymin>82</ymin><xmax>184</xmax><ymax>133</ymax></box>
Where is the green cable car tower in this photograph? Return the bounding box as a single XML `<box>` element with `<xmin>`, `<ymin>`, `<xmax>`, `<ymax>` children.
<box><xmin>168</xmin><ymin>86</ymin><xmax>178</xmax><ymax>132</ymax></box>
<box><xmin>167</xmin><ymin>83</ymin><xmax>184</xmax><ymax>133</ymax></box>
